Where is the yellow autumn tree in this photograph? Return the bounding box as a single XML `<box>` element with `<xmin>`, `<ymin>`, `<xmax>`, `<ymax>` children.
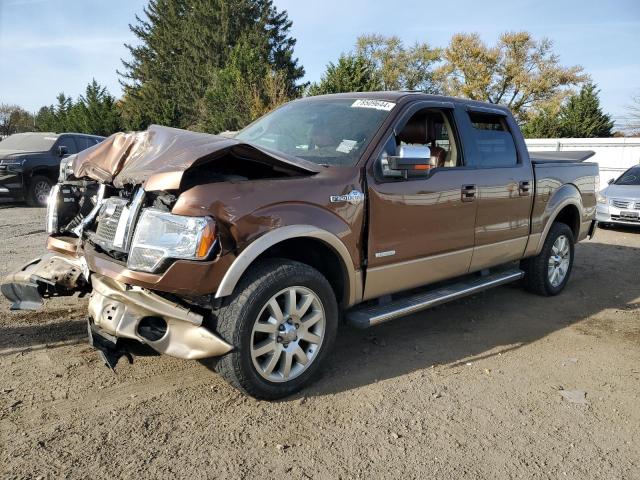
<box><xmin>436</xmin><ymin>32</ymin><xmax>587</xmax><ymax>121</ymax></box>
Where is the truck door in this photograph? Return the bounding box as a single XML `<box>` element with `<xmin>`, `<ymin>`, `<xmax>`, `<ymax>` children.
<box><xmin>363</xmin><ymin>103</ymin><xmax>477</xmax><ymax>300</ymax></box>
<box><xmin>457</xmin><ymin>107</ymin><xmax>534</xmax><ymax>271</ymax></box>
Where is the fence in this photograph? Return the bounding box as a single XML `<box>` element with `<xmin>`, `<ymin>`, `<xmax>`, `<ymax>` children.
<box><xmin>525</xmin><ymin>138</ymin><xmax>640</xmax><ymax>190</ymax></box>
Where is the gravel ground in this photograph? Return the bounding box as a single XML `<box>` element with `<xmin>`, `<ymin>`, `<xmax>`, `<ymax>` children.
<box><xmin>0</xmin><ymin>203</ymin><xmax>639</xmax><ymax>479</ymax></box>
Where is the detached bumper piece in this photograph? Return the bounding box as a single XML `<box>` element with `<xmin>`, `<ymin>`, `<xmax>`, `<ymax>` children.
<box><xmin>1</xmin><ymin>254</ymin><xmax>88</xmax><ymax>310</ymax></box>
<box><xmin>87</xmin><ymin>322</ymin><xmax>133</xmax><ymax>370</ymax></box>
<box><xmin>88</xmin><ymin>274</ymin><xmax>233</xmax><ymax>364</ymax></box>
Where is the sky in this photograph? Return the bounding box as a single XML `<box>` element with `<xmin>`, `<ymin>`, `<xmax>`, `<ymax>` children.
<box><xmin>0</xmin><ymin>0</ymin><xmax>638</xmax><ymax>127</ymax></box>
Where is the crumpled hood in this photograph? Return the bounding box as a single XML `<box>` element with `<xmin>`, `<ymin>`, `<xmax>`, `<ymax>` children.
<box><xmin>71</xmin><ymin>124</ymin><xmax>321</xmax><ymax>190</ymax></box>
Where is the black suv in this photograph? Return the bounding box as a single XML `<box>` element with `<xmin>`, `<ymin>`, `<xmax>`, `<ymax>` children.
<box><xmin>0</xmin><ymin>132</ymin><xmax>104</xmax><ymax>206</ymax></box>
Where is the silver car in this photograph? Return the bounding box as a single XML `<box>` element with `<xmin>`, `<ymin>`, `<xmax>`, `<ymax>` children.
<box><xmin>597</xmin><ymin>165</ymin><xmax>640</xmax><ymax>227</ymax></box>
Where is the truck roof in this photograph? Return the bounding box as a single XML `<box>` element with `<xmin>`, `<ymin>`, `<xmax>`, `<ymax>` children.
<box><xmin>6</xmin><ymin>132</ymin><xmax>105</xmax><ymax>140</ymax></box>
<box><xmin>298</xmin><ymin>91</ymin><xmax>512</xmax><ymax>113</ymax></box>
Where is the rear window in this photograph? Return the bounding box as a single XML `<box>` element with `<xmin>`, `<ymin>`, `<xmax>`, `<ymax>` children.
<box><xmin>468</xmin><ymin>112</ymin><xmax>517</xmax><ymax>167</ymax></box>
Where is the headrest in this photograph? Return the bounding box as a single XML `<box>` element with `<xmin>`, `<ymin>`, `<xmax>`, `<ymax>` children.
<box><xmin>398</xmin><ymin>114</ymin><xmax>440</xmax><ymax>145</ymax></box>
<box><xmin>398</xmin><ymin>115</ymin><xmax>427</xmax><ymax>144</ymax></box>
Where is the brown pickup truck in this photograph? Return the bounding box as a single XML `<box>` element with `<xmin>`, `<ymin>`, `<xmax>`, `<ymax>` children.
<box><xmin>2</xmin><ymin>92</ymin><xmax>599</xmax><ymax>399</ymax></box>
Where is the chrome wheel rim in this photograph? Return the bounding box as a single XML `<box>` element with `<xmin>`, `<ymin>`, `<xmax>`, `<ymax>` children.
<box><xmin>250</xmin><ymin>286</ymin><xmax>326</xmax><ymax>383</ymax></box>
<box><xmin>548</xmin><ymin>235</ymin><xmax>571</xmax><ymax>287</ymax></box>
<box><xmin>34</xmin><ymin>180</ymin><xmax>51</xmax><ymax>205</ymax></box>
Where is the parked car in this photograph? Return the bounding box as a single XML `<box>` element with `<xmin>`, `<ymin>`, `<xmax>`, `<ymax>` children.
<box><xmin>0</xmin><ymin>132</ymin><xmax>104</xmax><ymax>206</ymax></box>
<box><xmin>596</xmin><ymin>165</ymin><xmax>640</xmax><ymax>227</ymax></box>
<box><xmin>1</xmin><ymin>93</ymin><xmax>599</xmax><ymax>399</ymax></box>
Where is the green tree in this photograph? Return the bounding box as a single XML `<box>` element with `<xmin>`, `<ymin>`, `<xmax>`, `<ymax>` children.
<box><xmin>556</xmin><ymin>83</ymin><xmax>613</xmax><ymax>138</ymax></box>
<box><xmin>0</xmin><ymin>104</ymin><xmax>35</xmax><ymax>136</ymax></box>
<box><xmin>34</xmin><ymin>106</ymin><xmax>57</xmax><ymax>133</ymax></box>
<box><xmin>72</xmin><ymin>80</ymin><xmax>123</xmax><ymax>136</ymax></box>
<box><xmin>522</xmin><ymin>83</ymin><xmax>613</xmax><ymax>138</ymax></box>
<box><xmin>119</xmin><ymin>0</ymin><xmax>304</xmax><ymax>131</ymax></box>
<box><xmin>355</xmin><ymin>34</ymin><xmax>440</xmax><ymax>92</ymax></box>
<box><xmin>198</xmin><ymin>33</ymin><xmax>292</xmax><ymax>132</ymax></box>
<box><xmin>436</xmin><ymin>32</ymin><xmax>587</xmax><ymax>122</ymax></box>
<box><xmin>33</xmin><ymin>81</ymin><xmax>122</xmax><ymax>136</ymax></box>
<box><xmin>308</xmin><ymin>55</ymin><xmax>382</xmax><ymax>96</ymax></box>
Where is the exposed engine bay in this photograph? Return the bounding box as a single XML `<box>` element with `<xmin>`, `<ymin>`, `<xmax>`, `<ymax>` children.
<box><xmin>47</xmin><ymin>125</ymin><xmax>319</xmax><ymax>270</ymax></box>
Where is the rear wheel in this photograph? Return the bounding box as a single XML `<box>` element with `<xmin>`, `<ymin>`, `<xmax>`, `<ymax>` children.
<box><xmin>522</xmin><ymin>222</ymin><xmax>575</xmax><ymax>296</ymax></box>
<box><xmin>26</xmin><ymin>175</ymin><xmax>53</xmax><ymax>207</ymax></box>
<box><xmin>214</xmin><ymin>259</ymin><xmax>338</xmax><ymax>400</ymax></box>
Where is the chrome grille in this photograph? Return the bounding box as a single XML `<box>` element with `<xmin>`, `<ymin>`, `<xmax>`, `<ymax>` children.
<box><xmin>95</xmin><ymin>204</ymin><xmax>124</xmax><ymax>240</ymax></box>
<box><xmin>90</xmin><ymin>188</ymin><xmax>145</xmax><ymax>255</ymax></box>
<box><xmin>611</xmin><ymin>199</ymin><xmax>632</xmax><ymax>209</ymax></box>
<box><xmin>92</xmin><ymin>197</ymin><xmax>129</xmax><ymax>251</ymax></box>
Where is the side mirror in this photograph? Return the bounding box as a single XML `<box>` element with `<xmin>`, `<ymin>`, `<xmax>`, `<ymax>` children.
<box><xmin>607</xmin><ymin>178</ymin><xmax>615</xmax><ymax>185</ymax></box>
<box><xmin>58</xmin><ymin>145</ymin><xmax>68</xmax><ymax>157</ymax></box>
<box><xmin>387</xmin><ymin>145</ymin><xmax>432</xmax><ymax>178</ymax></box>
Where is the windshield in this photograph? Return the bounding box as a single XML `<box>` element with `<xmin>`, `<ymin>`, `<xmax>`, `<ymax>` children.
<box><xmin>615</xmin><ymin>166</ymin><xmax>640</xmax><ymax>186</ymax></box>
<box><xmin>0</xmin><ymin>133</ymin><xmax>57</xmax><ymax>152</ymax></box>
<box><xmin>235</xmin><ymin>98</ymin><xmax>395</xmax><ymax>166</ymax></box>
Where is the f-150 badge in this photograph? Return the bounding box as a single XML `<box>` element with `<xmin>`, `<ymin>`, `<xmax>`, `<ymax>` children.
<box><xmin>330</xmin><ymin>190</ymin><xmax>364</xmax><ymax>204</ymax></box>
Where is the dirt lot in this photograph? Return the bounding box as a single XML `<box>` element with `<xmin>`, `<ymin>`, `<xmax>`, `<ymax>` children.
<box><xmin>0</xmin><ymin>203</ymin><xmax>638</xmax><ymax>479</ymax></box>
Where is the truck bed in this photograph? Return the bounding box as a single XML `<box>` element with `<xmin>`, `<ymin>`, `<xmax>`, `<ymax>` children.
<box><xmin>529</xmin><ymin>150</ymin><xmax>595</xmax><ymax>164</ymax></box>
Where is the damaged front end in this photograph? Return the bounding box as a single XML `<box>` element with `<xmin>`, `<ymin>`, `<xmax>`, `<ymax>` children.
<box><xmin>2</xmin><ymin>125</ymin><xmax>317</xmax><ymax>369</ymax></box>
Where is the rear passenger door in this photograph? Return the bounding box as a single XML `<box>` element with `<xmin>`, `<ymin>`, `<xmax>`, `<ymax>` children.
<box><xmin>457</xmin><ymin>107</ymin><xmax>534</xmax><ymax>271</ymax></box>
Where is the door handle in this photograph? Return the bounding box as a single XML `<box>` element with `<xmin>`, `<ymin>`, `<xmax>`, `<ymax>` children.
<box><xmin>519</xmin><ymin>180</ymin><xmax>531</xmax><ymax>196</ymax></box>
<box><xmin>461</xmin><ymin>184</ymin><xmax>476</xmax><ymax>202</ymax></box>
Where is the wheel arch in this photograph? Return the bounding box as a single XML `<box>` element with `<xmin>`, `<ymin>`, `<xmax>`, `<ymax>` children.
<box><xmin>215</xmin><ymin>225</ymin><xmax>361</xmax><ymax>308</ymax></box>
<box><xmin>534</xmin><ymin>184</ymin><xmax>583</xmax><ymax>255</ymax></box>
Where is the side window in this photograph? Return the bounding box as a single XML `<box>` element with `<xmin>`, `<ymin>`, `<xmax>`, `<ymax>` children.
<box><xmin>467</xmin><ymin>112</ymin><xmax>517</xmax><ymax>167</ymax></box>
<box><xmin>75</xmin><ymin>136</ymin><xmax>99</xmax><ymax>151</ymax></box>
<box><xmin>379</xmin><ymin>109</ymin><xmax>462</xmax><ymax>179</ymax></box>
<box><xmin>55</xmin><ymin>136</ymin><xmax>78</xmax><ymax>155</ymax></box>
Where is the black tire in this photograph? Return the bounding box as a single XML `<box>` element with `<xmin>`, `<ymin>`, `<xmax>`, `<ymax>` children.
<box><xmin>521</xmin><ymin>222</ymin><xmax>575</xmax><ymax>296</ymax></box>
<box><xmin>214</xmin><ymin>258</ymin><xmax>338</xmax><ymax>400</ymax></box>
<box><xmin>26</xmin><ymin>175</ymin><xmax>53</xmax><ymax>207</ymax></box>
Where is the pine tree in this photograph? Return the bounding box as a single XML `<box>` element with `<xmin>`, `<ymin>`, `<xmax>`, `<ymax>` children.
<box><xmin>118</xmin><ymin>0</ymin><xmax>304</xmax><ymax>131</ymax></box>
<box><xmin>74</xmin><ymin>80</ymin><xmax>123</xmax><ymax>136</ymax></box>
<box><xmin>522</xmin><ymin>83</ymin><xmax>613</xmax><ymax>138</ymax></box>
<box><xmin>308</xmin><ymin>55</ymin><xmax>382</xmax><ymax>96</ymax></box>
<box><xmin>558</xmin><ymin>83</ymin><xmax>614</xmax><ymax>138</ymax></box>
<box><xmin>34</xmin><ymin>81</ymin><xmax>122</xmax><ymax>136</ymax></box>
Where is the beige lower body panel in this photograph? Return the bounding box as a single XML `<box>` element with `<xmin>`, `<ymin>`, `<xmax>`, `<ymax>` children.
<box><xmin>89</xmin><ymin>274</ymin><xmax>232</xmax><ymax>359</ymax></box>
<box><xmin>363</xmin><ymin>248</ymin><xmax>472</xmax><ymax>301</ymax></box>
<box><xmin>469</xmin><ymin>237</ymin><xmax>528</xmax><ymax>272</ymax></box>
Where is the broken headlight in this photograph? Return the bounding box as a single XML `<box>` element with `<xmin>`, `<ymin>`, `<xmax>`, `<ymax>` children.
<box><xmin>46</xmin><ymin>184</ymin><xmax>61</xmax><ymax>234</ymax></box>
<box><xmin>59</xmin><ymin>156</ymin><xmax>75</xmax><ymax>181</ymax></box>
<box><xmin>127</xmin><ymin>209</ymin><xmax>216</xmax><ymax>273</ymax></box>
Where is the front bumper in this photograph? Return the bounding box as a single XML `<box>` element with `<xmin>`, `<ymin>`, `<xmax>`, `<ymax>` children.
<box><xmin>88</xmin><ymin>273</ymin><xmax>232</xmax><ymax>359</ymax></box>
<box><xmin>597</xmin><ymin>204</ymin><xmax>640</xmax><ymax>226</ymax></box>
<box><xmin>1</xmin><ymin>250</ymin><xmax>233</xmax><ymax>361</ymax></box>
<box><xmin>0</xmin><ymin>168</ymin><xmax>25</xmax><ymax>197</ymax></box>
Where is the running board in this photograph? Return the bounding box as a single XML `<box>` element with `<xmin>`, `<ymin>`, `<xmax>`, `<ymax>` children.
<box><xmin>347</xmin><ymin>269</ymin><xmax>524</xmax><ymax>329</ymax></box>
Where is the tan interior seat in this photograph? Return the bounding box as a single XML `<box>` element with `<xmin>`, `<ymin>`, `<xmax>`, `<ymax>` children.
<box><xmin>398</xmin><ymin>115</ymin><xmax>447</xmax><ymax>169</ymax></box>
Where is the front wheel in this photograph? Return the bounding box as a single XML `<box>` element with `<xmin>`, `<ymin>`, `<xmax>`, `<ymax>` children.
<box><xmin>214</xmin><ymin>259</ymin><xmax>338</xmax><ymax>400</ymax></box>
<box><xmin>26</xmin><ymin>175</ymin><xmax>53</xmax><ymax>207</ymax></box>
<box><xmin>521</xmin><ymin>222</ymin><xmax>575</xmax><ymax>296</ymax></box>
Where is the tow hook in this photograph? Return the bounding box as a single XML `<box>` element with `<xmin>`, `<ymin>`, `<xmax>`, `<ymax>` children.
<box><xmin>87</xmin><ymin>322</ymin><xmax>133</xmax><ymax>371</ymax></box>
